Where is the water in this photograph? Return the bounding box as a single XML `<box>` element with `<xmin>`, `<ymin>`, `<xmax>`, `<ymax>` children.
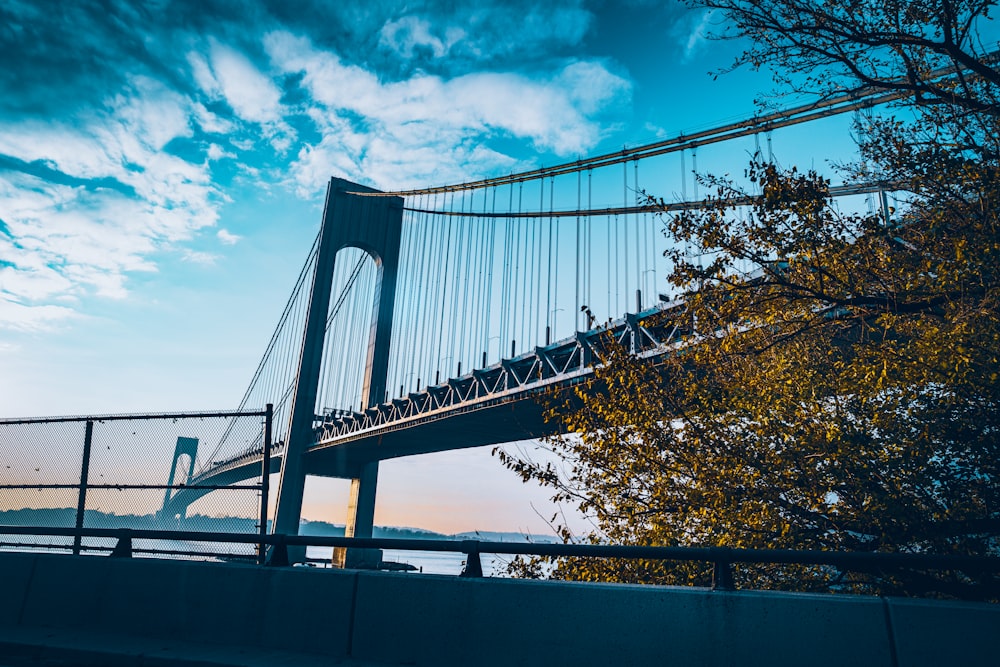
<box><xmin>307</xmin><ymin>546</ymin><xmax>512</xmax><ymax>576</ymax></box>
<box><xmin>0</xmin><ymin>535</ymin><xmax>257</xmax><ymax>562</ymax></box>
<box><xmin>2</xmin><ymin>537</ymin><xmax>514</xmax><ymax>575</ymax></box>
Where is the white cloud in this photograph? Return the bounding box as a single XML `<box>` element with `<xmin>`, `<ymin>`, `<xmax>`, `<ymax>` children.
<box><xmin>683</xmin><ymin>9</ymin><xmax>715</xmax><ymax>63</ymax></box>
<box><xmin>192</xmin><ymin>102</ymin><xmax>235</xmax><ymax>135</ymax></box>
<box><xmin>264</xmin><ymin>30</ymin><xmax>630</xmax><ymax>192</ymax></box>
<box><xmin>207</xmin><ymin>143</ymin><xmax>236</xmax><ymax>161</ymax></box>
<box><xmin>0</xmin><ymin>298</ymin><xmax>79</xmax><ymax>332</ymax></box>
<box><xmin>0</xmin><ymin>172</ymin><xmax>204</xmax><ymax>304</ymax></box>
<box><xmin>377</xmin><ymin>4</ymin><xmax>592</xmax><ymax>64</ymax></box>
<box><xmin>189</xmin><ymin>41</ymin><xmax>295</xmax><ymax>151</ymax></box>
<box><xmin>0</xmin><ymin>76</ymin><xmax>224</xmax><ymax>329</ymax></box>
<box><xmin>379</xmin><ymin>16</ymin><xmax>464</xmax><ymax>60</ymax></box>
<box><xmin>0</xmin><ymin>23</ymin><xmax>635</xmax><ymax>330</ymax></box>
<box><xmin>181</xmin><ymin>249</ymin><xmax>219</xmax><ymax>264</ymax></box>
<box><xmin>216</xmin><ymin>228</ymin><xmax>241</xmax><ymax>245</ymax></box>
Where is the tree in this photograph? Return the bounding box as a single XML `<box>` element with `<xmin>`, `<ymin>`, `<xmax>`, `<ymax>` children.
<box><xmin>697</xmin><ymin>0</ymin><xmax>1000</xmax><ymax>117</ymax></box>
<box><xmin>498</xmin><ymin>1</ymin><xmax>1000</xmax><ymax>598</ymax></box>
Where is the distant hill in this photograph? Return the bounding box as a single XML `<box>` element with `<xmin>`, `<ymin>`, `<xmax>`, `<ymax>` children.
<box><xmin>302</xmin><ymin>519</ymin><xmax>558</xmax><ymax>544</ymax></box>
<box><xmin>0</xmin><ymin>508</ymin><xmax>559</xmax><ymax>544</ymax></box>
<box><xmin>453</xmin><ymin>530</ymin><xmax>560</xmax><ymax>544</ymax></box>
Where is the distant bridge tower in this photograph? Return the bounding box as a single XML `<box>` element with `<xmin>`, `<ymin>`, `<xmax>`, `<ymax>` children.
<box><xmin>160</xmin><ymin>436</ymin><xmax>199</xmax><ymax>525</ymax></box>
<box><xmin>271</xmin><ymin>177</ymin><xmax>402</xmax><ymax>566</ymax></box>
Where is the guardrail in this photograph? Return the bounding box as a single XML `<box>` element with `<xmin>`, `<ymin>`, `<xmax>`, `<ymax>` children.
<box><xmin>2</xmin><ymin>525</ymin><xmax>998</xmax><ymax>595</ymax></box>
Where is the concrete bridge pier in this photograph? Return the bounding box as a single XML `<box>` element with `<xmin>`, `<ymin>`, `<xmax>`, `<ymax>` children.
<box><xmin>332</xmin><ymin>461</ymin><xmax>381</xmax><ymax>568</ymax></box>
<box><xmin>271</xmin><ymin>177</ymin><xmax>402</xmax><ymax>566</ymax></box>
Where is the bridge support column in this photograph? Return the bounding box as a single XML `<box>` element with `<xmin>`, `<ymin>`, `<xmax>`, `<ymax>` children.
<box><xmin>332</xmin><ymin>461</ymin><xmax>382</xmax><ymax>568</ymax></box>
<box><xmin>271</xmin><ymin>177</ymin><xmax>402</xmax><ymax>565</ymax></box>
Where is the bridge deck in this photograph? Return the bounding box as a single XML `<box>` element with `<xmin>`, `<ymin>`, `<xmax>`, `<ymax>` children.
<box><xmin>176</xmin><ymin>301</ymin><xmax>680</xmax><ymax>510</ymax></box>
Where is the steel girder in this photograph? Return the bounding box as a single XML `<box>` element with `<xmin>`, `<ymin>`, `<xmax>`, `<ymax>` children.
<box><xmin>192</xmin><ymin>299</ymin><xmax>688</xmax><ymax>485</ymax></box>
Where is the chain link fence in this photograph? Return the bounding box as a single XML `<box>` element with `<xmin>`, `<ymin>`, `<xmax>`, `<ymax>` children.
<box><xmin>0</xmin><ymin>407</ymin><xmax>272</xmax><ymax>561</ymax></box>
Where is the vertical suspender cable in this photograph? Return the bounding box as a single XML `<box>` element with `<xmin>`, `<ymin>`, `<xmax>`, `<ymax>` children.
<box><xmin>471</xmin><ymin>187</ymin><xmax>486</xmax><ymax>365</ymax></box>
<box><xmin>535</xmin><ymin>177</ymin><xmax>544</xmax><ymax>345</ymax></box>
<box><xmin>410</xmin><ymin>194</ymin><xmax>429</xmax><ymax>390</ymax></box>
<box><xmin>404</xmin><ymin>195</ymin><xmax>426</xmax><ymax>394</ymax></box>
<box><xmin>681</xmin><ymin>148</ymin><xmax>687</xmax><ymax>200</ymax></box>
<box><xmin>550</xmin><ymin>175</ymin><xmax>558</xmax><ymax>341</ymax></box>
<box><xmin>466</xmin><ymin>191</ymin><xmax>477</xmax><ymax>369</ymax></box>
<box><xmin>646</xmin><ymin>163</ymin><xmax>656</xmax><ymax>305</ymax></box>
<box><xmin>500</xmin><ymin>182</ymin><xmax>513</xmax><ymax>355</ymax></box>
<box><xmin>545</xmin><ymin>175</ymin><xmax>553</xmax><ymax>341</ymax></box>
<box><xmin>473</xmin><ymin>191</ymin><xmax>486</xmax><ymax>366</ymax></box>
<box><xmin>587</xmin><ymin>169</ymin><xmax>592</xmax><ymax>327</ymax></box>
<box><xmin>607</xmin><ymin>212</ymin><xmax>612</xmax><ymax>320</ymax></box>
<box><xmin>681</xmin><ymin>148</ymin><xmax>689</xmax><ymax>280</ymax></box>
<box><xmin>514</xmin><ymin>183</ymin><xmax>524</xmax><ymax>354</ymax></box>
<box><xmin>484</xmin><ymin>186</ymin><xmax>497</xmax><ymax>362</ymax></box>
<box><xmin>575</xmin><ymin>169</ymin><xmax>581</xmax><ymax>331</ymax></box>
<box><xmin>420</xmin><ymin>193</ymin><xmax>441</xmax><ymax>389</ymax></box>
<box><xmin>455</xmin><ymin>191</ymin><xmax>469</xmax><ymax>374</ymax></box>
<box><xmin>692</xmin><ymin>148</ymin><xmax>703</xmax><ymax>279</ymax></box>
<box><xmin>435</xmin><ymin>192</ymin><xmax>455</xmax><ymax>382</ymax></box>
<box><xmin>623</xmin><ymin>160</ymin><xmax>629</xmax><ymax>312</ymax></box>
<box><xmin>465</xmin><ymin>191</ymin><xmax>479</xmax><ymax>371</ymax></box>
<box><xmin>403</xmin><ymin>194</ymin><xmax>424</xmax><ymax>393</ymax></box>
<box><xmin>635</xmin><ymin>160</ymin><xmax>642</xmax><ymax>307</ymax></box>
<box><xmin>389</xmin><ymin>211</ymin><xmax>412</xmax><ymax>397</ymax></box>
<box><xmin>525</xmin><ymin>190</ymin><xmax>535</xmax><ymax>349</ymax></box>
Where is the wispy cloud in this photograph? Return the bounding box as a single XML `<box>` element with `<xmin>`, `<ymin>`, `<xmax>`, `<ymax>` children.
<box><xmin>217</xmin><ymin>229</ymin><xmax>241</xmax><ymax>245</ymax></box>
<box><xmin>380</xmin><ymin>16</ymin><xmax>464</xmax><ymax>60</ymax></box>
<box><xmin>682</xmin><ymin>9</ymin><xmax>716</xmax><ymax>64</ymax></box>
<box><xmin>0</xmin><ymin>75</ymin><xmax>222</xmax><ymax>328</ymax></box>
<box><xmin>0</xmin><ymin>0</ymin><xmax>634</xmax><ymax>330</ymax></box>
<box><xmin>181</xmin><ymin>249</ymin><xmax>220</xmax><ymax>264</ymax></box>
<box><xmin>375</xmin><ymin>2</ymin><xmax>593</xmax><ymax>71</ymax></box>
<box><xmin>266</xmin><ymin>30</ymin><xmax>630</xmax><ymax>191</ymax></box>
<box><xmin>0</xmin><ymin>297</ymin><xmax>80</xmax><ymax>332</ymax></box>
<box><xmin>188</xmin><ymin>40</ymin><xmax>295</xmax><ymax>151</ymax></box>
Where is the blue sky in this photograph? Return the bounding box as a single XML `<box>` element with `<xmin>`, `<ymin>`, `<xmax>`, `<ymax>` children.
<box><xmin>0</xmin><ymin>0</ymin><xmax>835</xmax><ymax>533</ymax></box>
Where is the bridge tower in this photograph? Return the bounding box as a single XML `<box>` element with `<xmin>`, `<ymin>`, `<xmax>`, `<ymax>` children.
<box><xmin>160</xmin><ymin>436</ymin><xmax>199</xmax><ymax>525</ymax></box>
<box><xmin>271</xmin><ymin>178</ymin><xmax>402</xmax><ymax>566</ymax></box>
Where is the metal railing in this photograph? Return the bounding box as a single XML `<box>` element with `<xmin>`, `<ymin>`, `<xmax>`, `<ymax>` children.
<box><xmin>2</xmin><ymin>524</ymin><xmax>998</xmax><ymax>595</ymax></box>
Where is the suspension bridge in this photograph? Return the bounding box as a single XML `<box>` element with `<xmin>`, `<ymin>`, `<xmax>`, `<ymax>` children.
<box><xmin>160</xmin><ymin>87</ymin><xmax>902</xmax><ymax>562</ymax></box>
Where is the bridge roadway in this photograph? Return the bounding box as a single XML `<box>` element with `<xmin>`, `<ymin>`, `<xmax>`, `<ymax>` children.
<box><xmin>166</xmin><ymin>301</ymin><xmax>682</xmax><ymax>515</ymax></box>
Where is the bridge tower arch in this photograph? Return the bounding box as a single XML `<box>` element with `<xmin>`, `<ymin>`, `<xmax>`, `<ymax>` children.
<box><xmin>160</xmin><ymin>436</ymin><xmax>199</xmax><ymax>525</ymax></box>
<box><xmin>271</xmin><ymin>178</ymin><xmax>402</xmax><ymax>563</ymax></box>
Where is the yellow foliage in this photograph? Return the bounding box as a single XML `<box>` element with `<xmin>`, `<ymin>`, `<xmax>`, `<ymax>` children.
<box><xmin>501</xmin><ymin>117</ymin><xmax>1000</xmax><ymax>598</ymax></box>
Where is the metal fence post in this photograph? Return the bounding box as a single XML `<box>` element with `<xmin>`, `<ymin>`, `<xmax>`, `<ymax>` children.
<box><xmin>711</xmin><ymin>548</ymin><xmax>735</xmax><ymax>591</ymax></box>
<box><xmin>73</xmin><ymin>420</ymin><xmax>94</xmax><ymax>555</ymax></box>
<box><xmin>259</xmin><ymin>403</ymin><xmax>273</xmax><ymax>565</ymax></box>
<box><xmin>109</xmin><ymin>529</ymin><xmax>133</xmax><ymax>558</ymax></box>
<box><xmin>460</xmin><ymin>541</ymin><xmax>483</xmax><ymax>578</ymax></box>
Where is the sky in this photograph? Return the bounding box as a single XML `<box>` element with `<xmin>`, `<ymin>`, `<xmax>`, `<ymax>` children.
<box><xmin>0</xmin><ymin>0</ymin><xmax>857</xmax><ymax>535</ymax></box>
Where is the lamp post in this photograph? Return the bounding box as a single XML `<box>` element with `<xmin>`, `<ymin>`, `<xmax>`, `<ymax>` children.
<box><xmin>640</xmin><ymin>269</ymin><xmax>656</xmax><ymax>310</ymax></box>
<box><xmin>546</xmin><ymin>308</ymin><xmax>564</xmax><ymax>345</ymax></box>
<box><xmin>436</xmin><ymin>355</ymin><xmax>452</xmax><ymax>385</ymax></box>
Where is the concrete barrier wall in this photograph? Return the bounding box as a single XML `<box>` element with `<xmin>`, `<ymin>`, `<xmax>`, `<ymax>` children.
<box><xmin>1</xmin><ymin>552</ymin><xmax>997</xmax><ymax>666</ymax></box>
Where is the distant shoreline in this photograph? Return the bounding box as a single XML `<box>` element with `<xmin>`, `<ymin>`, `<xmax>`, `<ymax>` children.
<box><xmin>0</xmin><ymin>508</ymin><xmax>559</xmax><ymax>544</ymax></box>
